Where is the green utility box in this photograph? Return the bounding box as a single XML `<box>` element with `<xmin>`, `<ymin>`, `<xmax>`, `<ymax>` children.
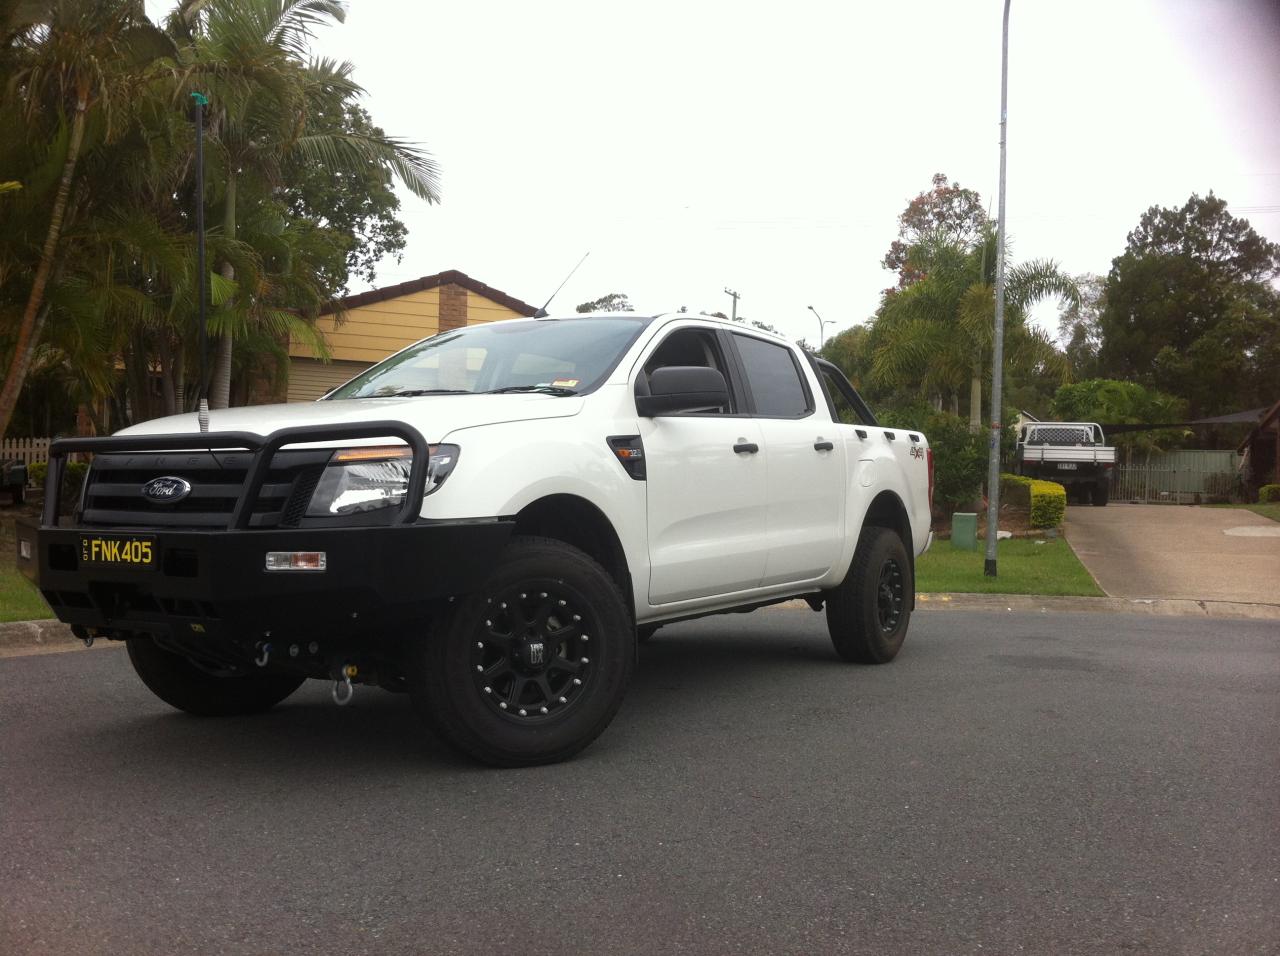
<box><xmin>951</xmin><ymin>512</ymin><xmax>977</xmax><ymax>550</ymax></box>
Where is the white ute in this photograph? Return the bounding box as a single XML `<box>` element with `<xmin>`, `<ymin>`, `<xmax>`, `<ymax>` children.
<box><xmin>18</xmin><ymin>313</ymin><xmax>933</xmax><ymax>766</ymax></box>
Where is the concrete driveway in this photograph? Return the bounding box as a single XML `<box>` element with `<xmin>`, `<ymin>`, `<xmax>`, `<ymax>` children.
<box><xmin>1065</xmin><ymin>504</ymin><xmax>1280</xmax><ymax>604</ymax></box>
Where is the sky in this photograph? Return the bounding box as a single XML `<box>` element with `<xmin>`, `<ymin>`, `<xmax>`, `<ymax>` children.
<box><xmin>150</xmin><ymin>0</ymin><xmax>1280</xmax><ymax>345</ymax></box>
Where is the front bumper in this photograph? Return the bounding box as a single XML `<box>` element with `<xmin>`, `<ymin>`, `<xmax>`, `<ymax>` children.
<box><xmin>16</xmin><ymin>518</ymin><xmax>513</xmax><ymax>644</ymax></box>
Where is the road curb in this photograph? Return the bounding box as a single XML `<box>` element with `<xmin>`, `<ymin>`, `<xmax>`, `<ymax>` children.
<box><xmin>0</xmin><ymin>618</ymin><xmax>80</xmax><ymax>654</ymax></box>
<box><xmin>916</xmin><ymin>592</ymin><xmax>1280</xmax><ymax>620</ymax></box>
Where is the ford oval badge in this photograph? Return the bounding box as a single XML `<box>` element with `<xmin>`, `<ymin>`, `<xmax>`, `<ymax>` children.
<box><xmin>141</xmin><ymin>476</ymin><xmax>192</xmax><ymax>503</ymax></box>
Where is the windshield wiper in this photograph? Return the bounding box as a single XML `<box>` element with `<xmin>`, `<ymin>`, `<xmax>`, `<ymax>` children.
<box><xmin>355</xmin><ymin>388</ymin><xmax>472</xmax><ymax>398</ymax></box>
<box><xmin>483</xmin><ymin>385</ymin><xmax>579</xmax><ymax>396</ymax></box>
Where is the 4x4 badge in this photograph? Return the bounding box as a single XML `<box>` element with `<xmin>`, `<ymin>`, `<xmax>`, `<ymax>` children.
<box><xmin>141</xmin><ymin>476</ymin><xmax>192</xmax><ymax>503</ymax></box>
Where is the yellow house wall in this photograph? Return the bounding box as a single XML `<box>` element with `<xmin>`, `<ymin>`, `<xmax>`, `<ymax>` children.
<box><xmin>288</xmin><ymin>288</ymin><xmax>442</xmax><ymax>364</ymax></box>
<box><xmin>286</xmin><ymin>286</ymin><xmax>530</xmax><ymax>402</ymax></box>
<box><xmin>466</xmin><ymin>290</ymin><xmax>524</xmax><ymax>324</ymax></box>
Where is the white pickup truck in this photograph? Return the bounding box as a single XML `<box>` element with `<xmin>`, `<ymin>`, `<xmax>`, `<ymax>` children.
<box><xmin>1014</xmin><ymin>421</ymin><xmax>1116</xmax><ymax>505</ymax></box>
<box><xmin>17</xmin><ymin>313</ymin><xmax>933</xmax><ymax>765</ymax></box>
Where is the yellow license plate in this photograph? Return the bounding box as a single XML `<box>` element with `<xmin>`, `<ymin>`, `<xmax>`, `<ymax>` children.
<box><xmin>79</xmin><ymin>534</ymin><xmax>156</xmax><ymax>569</ymax></box>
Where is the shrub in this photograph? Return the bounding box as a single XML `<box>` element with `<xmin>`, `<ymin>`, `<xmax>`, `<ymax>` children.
<box><xmin>1029</xmin><ymin>479</ymin><xmax>1066</xmax><ymax>528</ymax></box>
<box><xmin>1000</xmin><ymin>472</ymin><xmax>1032</xmax><ymax>509</ymax></box>
<box><xmin>27</xmin><ymin>461</ymin><xmax>47</xmax><ymax>486</ymax></box>
<box><xmin>877</xmin><ymin>407</ymin><xmax>986</xmax><ymax>509</ymax></box>
<box><xmin>1260</xmin><ymin>484</ymin><xmax>1280</xmax><ymax>504</ymax></box>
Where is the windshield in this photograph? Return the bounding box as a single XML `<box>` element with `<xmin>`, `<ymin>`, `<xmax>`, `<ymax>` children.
<box><xmin>324</xmin><ymin>317</ymin><xmax>649</xmax><ymax>400</ymax></box>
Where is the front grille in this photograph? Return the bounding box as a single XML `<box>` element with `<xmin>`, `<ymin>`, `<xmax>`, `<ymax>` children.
<box><xmin>80</xmin><ymin>451</ymin><xmax>328</xmax><ymax>530</ymax></box>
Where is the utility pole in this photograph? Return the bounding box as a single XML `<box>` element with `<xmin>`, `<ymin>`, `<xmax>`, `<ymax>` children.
<box><xmin>984</xmin><ymin>0</ymin><xmax>1011</xmax><ymax>577</ymax></box>
<box><xmin>723</xmin><ymin>287</ymin><xmax>740</xmax><ymax>321</ymax></box>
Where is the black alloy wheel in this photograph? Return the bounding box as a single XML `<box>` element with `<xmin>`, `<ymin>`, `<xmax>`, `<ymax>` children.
<box><xmin>471</xmin><ymin>586</ymin><xmax>594</xmax><ymax>721</ymax></box>
<box><xmin>875</xmin><ymin>557</ymin><xmax>906</xmax><ymax>633</ymax></box>
<box><xmin>410</xmin><ymin>536</ymin><xmax>634</xmax><ymax>767</ymax></box>
<box><xmin>824</xmin><ymin>525</ymin><xmax>913</xmax><ymax>664</ymax></box>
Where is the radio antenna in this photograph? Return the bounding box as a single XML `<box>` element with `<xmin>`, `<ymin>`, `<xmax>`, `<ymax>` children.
<box><xmin>533</xmin><ymin>251</ymin><xmax>590</xmax><ymax>317</ymax></box>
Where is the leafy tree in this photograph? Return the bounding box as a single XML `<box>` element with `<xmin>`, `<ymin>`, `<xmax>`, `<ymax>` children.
<box><xmin>1051</xmin><ymin>378</ymin><xmax>1187</xmax><ymax>456</ymax></box>
<box><xmin>820</xmin><ymin>324</ymin><xmax>875</xmax><ymax>392</ymax></box>
<box><xmin>882</xmin><ymin>173</ymin><xmax>987</xmax><ymax>288</ymax></box>
<box><xmin>1056</xmin><ymin>274</ymin><xmax>1104</xmax><ymax>380</ymax></box>
<box><xmin>1097</xmin><ymin>193</ymin><xmax>1280</xmax><ymax>417</ymax></box>
<box><xmin>575</xmin><ymin>293</ymin><xmax>633</xmax><ymax>313</ymax></box>
<box><xmin>0</xmin><ymin>0</ymin><xmax>440</xmax><ymax>437</ymax></box>
<box><xmin>190</xmin><ymin>0</ymin><xmax>441</xmax><ymax>408</ymax></box>
<box><xmin>282</xmin><ymin>102</ymin><xmax>408</xmax><ymax>294</ymax></box>
<box><xmin>871</xmin><ymin>229</ymin><xmax>1076</xmax><ymax>431</ymax></box>
<box><xmin>0</xmin><ymin>0</ymin><xmax>173</xmax><ymax>439</ymax></box>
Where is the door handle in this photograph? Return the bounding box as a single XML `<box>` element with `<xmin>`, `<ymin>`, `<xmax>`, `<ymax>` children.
<box><xmin>733</xmin><ymin>442</ymin><xmax>759</xmax><ymax>454</ymax></box>
<box><xmin>813</xmin><ymin>440</ymin><xmax>834</xmax><ymax>451</ymax></box>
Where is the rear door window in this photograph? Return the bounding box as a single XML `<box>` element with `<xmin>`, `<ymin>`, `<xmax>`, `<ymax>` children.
<box><xmin>732</xmin><ymin>334</ymin><xmax>812</xmax><ymax>418</ymax></box>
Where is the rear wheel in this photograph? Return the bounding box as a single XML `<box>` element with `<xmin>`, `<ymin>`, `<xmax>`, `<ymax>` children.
<box><xmin>824</xmin><ymin>526</ymin><xmax>912</xmax><ymax>664</ymax></box>
<box><xmin>410</xmin><ymin>536</ymin><xmax>634</xmax><ymax>767</ymax></box>
<box><xmin>126</xmin><ymin>638</ymin><xmax>305</xmax><ymax>717</ymax></box>
<box><xmin>1092</xmin><ymin>479</ymin><xmax>1109</xmax><ymax>507</ymax></box>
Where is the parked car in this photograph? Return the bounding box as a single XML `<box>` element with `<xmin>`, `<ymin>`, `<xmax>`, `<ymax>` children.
<box><xmin>17</xmin><ymin>313</ymin><xmax>933</xmax><ymax>765</ymax></box>
<box><xmin>1014</xmin><ymin>421</ymin><xmax>1115</xmax><ymax>505</ymax></box>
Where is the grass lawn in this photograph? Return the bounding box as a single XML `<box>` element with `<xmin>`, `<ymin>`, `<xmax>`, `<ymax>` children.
<box><xmin>1</xmin><ymin>510</ymin><xmax>54</xmax><ymax>622</ymax></box>
<box><xmin>0</xmin><ymin>564</ymin><xmax>50</xmax><ymax>622</ymax></box>
<box><xmin>1205</xmin><ymin>502</ymin><xmax>1280</xmax><ymax>523</ymax></box>
<box><xmin>916</xmin><ymin>536</ymin><xmax>1104</xmax><ymax>597</ymax></box>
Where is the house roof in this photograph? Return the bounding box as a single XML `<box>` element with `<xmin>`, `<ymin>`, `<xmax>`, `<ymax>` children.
<box><xmin>322</xmin><ymin>269</ymin><xmax>538</xmax><ymax>317</ymax></box>
<box><xmin>1237</xmin><ymin>397</ymin><xmax>1280</xmax><ymax>453</ymax></box>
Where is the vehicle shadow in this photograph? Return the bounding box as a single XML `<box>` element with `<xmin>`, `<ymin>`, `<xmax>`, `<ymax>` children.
<box><xmin>72</xmin><ymin>613</ymin><xmax>894</xmax><ymax>780</ymax></box>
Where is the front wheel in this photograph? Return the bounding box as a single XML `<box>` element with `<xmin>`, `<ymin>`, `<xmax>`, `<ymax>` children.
<box><xmin>126</xmin><ymin>638</ymin><xmax>305</xmax><ymax>716</ymax></box>
<box><xmin>409</xmin><ymin>536</ymin><xmax>634</xmax><ymax>767</ymax></box>
<box><xmin>824</xmin><ymin>526</ymin><xmax>913</xmax><ymax>664</ymax></box>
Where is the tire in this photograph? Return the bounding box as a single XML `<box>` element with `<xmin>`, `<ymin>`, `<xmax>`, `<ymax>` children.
<box><xmin>1078</xmin><ymin>484</ymin><xmax>1093</xmax><ymax>505</ymax></box>
<box><xmin>824</xmin><ymin>526</ymin><xmax>912</xmax><ymax>664</ymax></box>
<box><xmin>637</xmin><ymin>623</ymin><xmax>660</xmax><ymax>644</ymax></box>
<box><xmin>1092</xmin><ymin>479</ymin><xmax>1109</xmax><ymax>507</ymax></box>
<box><xmin>126</xmin><ymin>637</ymin><xmax>305</xmax><ymax>717</ymax></box>
<box><xmin>410</xmin><ymin>536</ymin><xmax>634</xmax><ymax>767</ymax></box>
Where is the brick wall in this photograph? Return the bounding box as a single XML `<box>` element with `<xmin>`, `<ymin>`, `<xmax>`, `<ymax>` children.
<box><xmin>438</xmin><ymin>282</ymin><xmax>468</xmax><ymax>331</ymax></box>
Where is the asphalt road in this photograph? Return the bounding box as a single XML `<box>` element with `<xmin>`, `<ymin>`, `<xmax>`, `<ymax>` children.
<box><xmin>2</xmin><ymin>607</ymin><xmax>1278</xmax><ymax>956</ymax></box>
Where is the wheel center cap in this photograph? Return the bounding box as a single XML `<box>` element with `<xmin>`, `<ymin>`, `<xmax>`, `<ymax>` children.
<box><xmin>519</xmin><ymin>639</ymin><xmax>546</xmax><ymax>669</ymax></box>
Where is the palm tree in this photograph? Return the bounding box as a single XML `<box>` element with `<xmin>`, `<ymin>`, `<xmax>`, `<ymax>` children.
<box><xmin>872</xmin><ymin>230</ymin><xmax>1078</xmax><ymax>431</ymax></box>
<box><xmin>178</xmin><ymin>0</ymin><xmax>441</xmax><ymax>408</ymax></box>
<box><xmin>0</xmin><ymin>0</ymin><xmax>173</xmax><ymax>440</ymax></box>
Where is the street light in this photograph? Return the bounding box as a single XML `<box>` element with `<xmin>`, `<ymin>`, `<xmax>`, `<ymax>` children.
<box><xmin>808</xmin><ymin>305</ymin><xmax>835</xmax><ymax>348</ymax></box>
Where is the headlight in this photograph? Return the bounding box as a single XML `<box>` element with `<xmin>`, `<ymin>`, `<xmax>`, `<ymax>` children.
<box><xmin>305</xmin><ymin>444</ymin><xmax>460</xmax><ymax>517</ymax></box>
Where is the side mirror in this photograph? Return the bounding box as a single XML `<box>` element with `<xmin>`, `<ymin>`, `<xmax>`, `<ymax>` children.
<box><xmin>636</xmin><ymin>366</ymin><xmax>730</xmax><ymax>417</ymax></box>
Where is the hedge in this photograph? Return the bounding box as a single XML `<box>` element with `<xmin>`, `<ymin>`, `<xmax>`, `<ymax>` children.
<box><xmin>1260</xmin><ymin>484</ymin><xmax>1280</xmax><ymax>504</ymax></box>
<box><xmin>27</xmin><ymin>460</ymin><xmax>89</xmax><ymax>507</ymax></box>
<box><xmin>1001</xmin><ymin>472</ymin><xmax>1065</xmax><ymax>528</ymax></box>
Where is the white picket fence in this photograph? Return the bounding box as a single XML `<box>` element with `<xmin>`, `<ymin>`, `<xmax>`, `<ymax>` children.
<box><xmin>1112</xmin><ymin>450</ymin><xmax>1241</xmax><ymax>504</ymax></box>
<box><xmin>0</xmin><ymin>437</ymin><xmax>51</xmax><ymax>467</ymax></box>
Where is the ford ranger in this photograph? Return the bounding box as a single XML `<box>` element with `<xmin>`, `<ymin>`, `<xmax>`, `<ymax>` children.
<box><xmin>17</xmin><ymin>313</ymin><xmax>933</xmax><ymax>766</ymax></box>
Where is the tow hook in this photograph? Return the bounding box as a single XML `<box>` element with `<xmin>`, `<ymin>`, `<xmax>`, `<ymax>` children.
<box><xmin>332</xmin><ymin>663</ymin><xmax>358</xmax><ymax>706</ymax></box>
<box><xmin>254</xmin><ymin>641</ymin><xmax>272</xmax><ymax>667</ymax></box>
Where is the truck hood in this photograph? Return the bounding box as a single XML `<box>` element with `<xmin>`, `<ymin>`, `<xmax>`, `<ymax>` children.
<box><xmin>115</xmin><ymin>394</ymin><xmax>584</xmax><ymax>444</ymax></box>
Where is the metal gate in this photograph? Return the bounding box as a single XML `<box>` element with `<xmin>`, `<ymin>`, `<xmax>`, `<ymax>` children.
<box><xmin>1112</xmin><ymin>450</ymin><xmax>1241</xmax><ymax>503</ymax></box>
